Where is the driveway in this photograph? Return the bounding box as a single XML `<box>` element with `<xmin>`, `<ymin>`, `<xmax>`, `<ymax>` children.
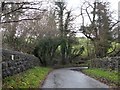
<box><xmin>42</xmin><ymin>68</ymin><xmax>109</xmax><ymax>88</ymax></box>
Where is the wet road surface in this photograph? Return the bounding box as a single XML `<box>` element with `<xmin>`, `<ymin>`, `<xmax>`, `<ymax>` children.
<box><xmin>42</xmin><ymin>68</ymin><xmax>109</xmax><ymax>88</ymax></box>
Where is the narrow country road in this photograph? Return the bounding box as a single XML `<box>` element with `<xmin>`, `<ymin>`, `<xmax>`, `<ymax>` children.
<box><xmin>42</xmin><ymin>68</ymin><xmax>109</xmax><ymax>88</ymax></box>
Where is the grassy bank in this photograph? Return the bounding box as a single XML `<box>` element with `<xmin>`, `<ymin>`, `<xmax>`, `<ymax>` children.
<box><xmin>3</xmin><ymin>67</ymin><xmax>52</xmax><ymax>88</ymax></box>
<box><xmin>82</xmin><ymin>68</ymin><xmax>119</xmax><ymax>87</ymax></box>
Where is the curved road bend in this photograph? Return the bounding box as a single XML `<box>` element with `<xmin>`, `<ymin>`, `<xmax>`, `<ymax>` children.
<box><xmin>42</xmin><ymin>68</ymin><xmax>109</xmax><ymax>88</ymax></box>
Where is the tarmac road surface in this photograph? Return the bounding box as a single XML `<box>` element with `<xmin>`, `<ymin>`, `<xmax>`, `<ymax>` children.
<box><xmin>42</xmin><ymin>68</ymin><xmax>109</xmax><ymax>88</ymax></box>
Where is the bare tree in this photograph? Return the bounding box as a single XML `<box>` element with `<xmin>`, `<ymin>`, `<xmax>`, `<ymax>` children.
<box><xmin>0</xmin><ymin>1</ymin><xmax>47</xmax><ymax>24</ymax></box>
<box><xmin>80</xmin><ymin>1</ymin><xmax>119</xmax><ymax>58</ymax></box>
<box><xmin>1</xmin><ymin>1</ymin><xmax>55</xmax><ymax>53</ymax></box>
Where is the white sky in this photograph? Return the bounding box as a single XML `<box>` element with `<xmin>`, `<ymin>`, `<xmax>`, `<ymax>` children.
<box><xmin>66</xmin><ymin>0</ymin><xmax>119</xmax><ymax>23</ymax></box>
<box><xmin>65</xmin><ymin>0</ymin><xmax>119</xmax><ymax>37</ymax></box>
<box><xmin>66</xmin><ymin>0</ymin><xmax>119</xmax><ymax>14</ymax></box>
<box><xmin>3</xmin><ymin>0</ymin><xmax>119</xmax><ymax>37</ymax></box>
<box><xmin>22</xmin><ymin>0</ymin><xmax>119</xmax><ymax>13</ymax></box>
<box><xmin>18</xmin><ymin>0</ymin><xmax>119</xmax><ymax>22</ymax></box>
<box><xmin>4</xmin><ymin>0</ymin><xmax>118</xmax><ymax>18</ymax></box>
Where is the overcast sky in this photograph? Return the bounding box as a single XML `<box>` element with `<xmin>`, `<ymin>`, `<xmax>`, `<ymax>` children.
<box><xmin>67</xmin><ymin>0</ymin><xmax>119</xmax><ymax>17</ymax></box>
<box><xmin>5</xmin><ymin>0</ymin><xmax>118</xmax><ymax>17</ymax></box>
<box><xmin>5</xmin><ymin>0</ymin><xmax>119</xmax><ymax>37</ymax></box>
<box><xmin>22</xmin><ymin>0</ymin><xmax>119</xmax><ymax>19</ymax></box>
<box><xmin>65</xmin><ymin>0</ymin><xmax>119</xmax><ymax>37</ymax></box>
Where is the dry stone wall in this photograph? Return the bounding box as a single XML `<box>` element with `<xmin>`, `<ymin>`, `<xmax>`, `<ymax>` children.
<box><xmin>1</xmin><ymin>49</ymin><xmax>40</xmax><ymax>78</ymax></box>
<box><xmin>89</xmin><ymin>57</ymin><xmax>120</xmax><ymax>71</ymax></box>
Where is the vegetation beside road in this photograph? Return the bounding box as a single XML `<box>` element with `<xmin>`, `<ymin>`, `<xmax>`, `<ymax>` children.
<box><xmin>3</xmin><ymin>67</ymin><xmax>52</xmax><ymax>88</ymax></box>
<box><xmin>82</xmin><ymin>68</ymin><xmax>119</xmax><ymax>87</ymax></box>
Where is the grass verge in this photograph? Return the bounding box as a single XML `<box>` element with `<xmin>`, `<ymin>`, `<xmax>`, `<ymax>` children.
<box><xmin>2</xmin><ymin>66</ymin><xmax>52</xmax><ymax>88</ymax></box>
<box><xmin>82</xmin><ymin>68</ymin><xmax>119</xmax><ymax>88</ymax></box>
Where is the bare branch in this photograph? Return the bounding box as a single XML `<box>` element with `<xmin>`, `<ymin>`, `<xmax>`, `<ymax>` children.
<box><xmin>22</xmin><ymin>7</ymin><xmax>47</xmax><ymax>11</ymax></box>
<box><xmin>2</xmin><ymin>4</ymin><xmax>24</xmax><ymax>16</ymax></box>
<box><xmin>92</xmin><ymin>2</ymin><xmax>96</xmax><ymax>24</ymax></box>
<box><xmin>2</xmin><ymin>2</ymin><xmax>42</xmax><ymax>5</ymax></box>
<box><xmin>1</xmin><ymin>1</ymin><xmax>44</xmax><ymax>16</ymax></box>
<box><xmin>87</xmin><ymin>2</ymin><xmax>94</xmax><ymax>8</ymax></box>
<box><xmin>83</xmin><ymin>31</ymin><xmax>94</xmax><ymax>41</ymax></box>
<box><xmin>85</xmin><ymin>6</ymin><xmax>92</xmax><ymax>23</ymax></box>
<box><xmin>80</xmin><ymin>1</ymin><xmax>94</xmax><ymax>41</ymax></box>
<box><xmin>81</xmin><ymin>5</ymin><xmax>84</xmax><ymax>26</ymax></box>
<box><xmin>0</xmin><ymin>17</ymin><xmax>43</xmax><ymax>24</ymax></box>
<box><xmin>64</xmin><ymin>11</ymin><xmax>71</xmax><ymax>31</ymax></box>
<box><xmin>109</xmin><ymin>21</ymin><xmax>120</xmax><ymax>30</ymax></box>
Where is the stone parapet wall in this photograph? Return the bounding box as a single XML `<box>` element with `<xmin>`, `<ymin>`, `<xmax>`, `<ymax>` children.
<box><xmin>1</xmin><ymin>49</ymin><xmax>40</xmax><ymax>78</ymax></box>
